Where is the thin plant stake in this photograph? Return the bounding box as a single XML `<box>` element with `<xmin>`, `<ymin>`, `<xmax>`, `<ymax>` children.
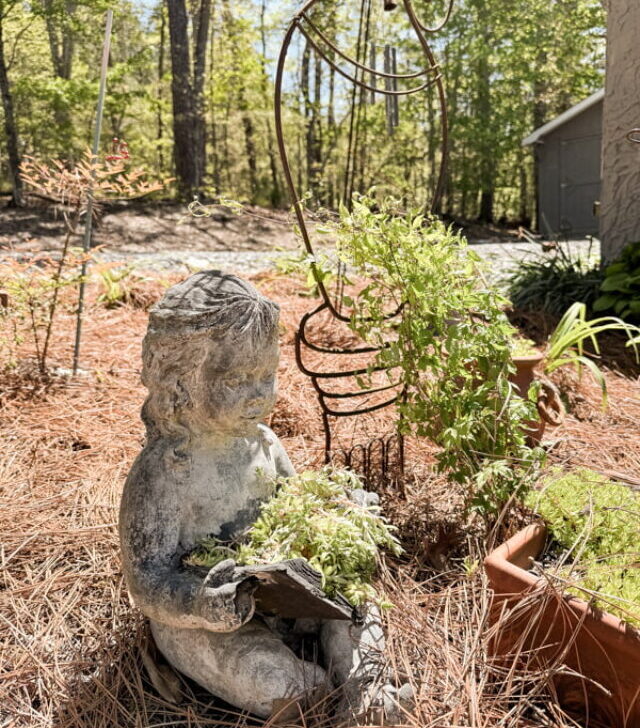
<box><xmin>72</xmin><ymin>8</ymin><xmax>114</xmax><ymax>375</ymax></box>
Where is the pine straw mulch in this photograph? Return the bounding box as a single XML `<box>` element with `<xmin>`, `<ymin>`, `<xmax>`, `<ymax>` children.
<box><xmin>1</xmin><ymin>270</ymin><xmax>640</xmax><ymax>728</ymax></box>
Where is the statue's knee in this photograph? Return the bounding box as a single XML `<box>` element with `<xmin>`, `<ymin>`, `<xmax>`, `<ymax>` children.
<box><xmin>247</xmin><ymin>651</ymin><xmax>326</xmax><ymax>711</ymax></box>
<box><xmin>254</xmin><ymin>648</ymin><xmax>326</xmax><ymax>685</ymax></box>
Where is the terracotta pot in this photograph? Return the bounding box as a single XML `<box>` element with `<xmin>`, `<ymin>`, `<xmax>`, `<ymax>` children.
<box><xmin>510</xmin><ymin>354</ymin><xmax>546</xmax><ymax>443</ymax></box>
<box><xmin>509</xmin><ymin>354</ymin><xmax>564</xmax><ymax>444</ymax></box>
<box><xmin>510</xmin><ymin>353</ymin><xmax>545</xmax><ymax>396</ymax></box>
<box><xmin>484</xmin><ymin>524</ymin><xmax>640</xmax><ymax>727</ymax></box>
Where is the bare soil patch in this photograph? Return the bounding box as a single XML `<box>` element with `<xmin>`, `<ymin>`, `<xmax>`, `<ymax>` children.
<box><xmin>0</xmin><ymin>201</ymin><xmax>302</xmax><ymax>256</ymax></box>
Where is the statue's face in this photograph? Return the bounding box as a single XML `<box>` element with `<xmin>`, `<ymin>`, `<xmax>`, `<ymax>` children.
<box><xmin>202</xmin><ymin>330</ymin><xmax>279</xmax><ymax>437</ymax></box>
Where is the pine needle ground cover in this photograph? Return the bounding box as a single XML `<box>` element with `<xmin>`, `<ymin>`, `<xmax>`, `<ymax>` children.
<box><xmin>2</xmin><ymin>268</ymin><xmax>640</xmax><ymax>727</ymax></box>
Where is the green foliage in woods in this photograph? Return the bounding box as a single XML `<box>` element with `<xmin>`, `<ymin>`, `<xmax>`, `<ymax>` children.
<box><xmin>330</xmin><ymin>195</ymin><xmax>543</xmax><ymax>513</ymax></box>
<box><xmin>0</xmin><ymin>0</ymin><xmax>605</xmax><ymax>222</ymax></box>
<box><xmin>186</xmin><ymin>468</ymin><xmax>402</xmax><ymax>607</ymax></box>
<box><xmin>528</xmin><ymin>469</ymin><xmax>640</xmax><ymax>626</ymax></box>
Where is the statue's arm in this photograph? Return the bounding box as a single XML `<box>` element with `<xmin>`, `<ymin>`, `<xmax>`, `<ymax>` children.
<box><xmin>271</xmin><ymin>436</ymin><xmax>296</xmax><ymax>478</ymax></box>
<box><xmin>119</xmin><ymin>460</ymin><xmax>255</xmax><ymax>632</ymax></box>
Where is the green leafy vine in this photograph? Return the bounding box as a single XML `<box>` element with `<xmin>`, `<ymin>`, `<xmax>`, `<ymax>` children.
<box><xmin>330</xmin><ymin>195</ymin><xmax>544</xmax><ymax>514</ymax></box>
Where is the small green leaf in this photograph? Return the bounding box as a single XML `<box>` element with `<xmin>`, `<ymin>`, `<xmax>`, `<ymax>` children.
<box><xmin>601</xmin><ymin>273</ymin><xmax>631</xmax><ymax>292</ymax></box>
<box><xmin>593</xmin><ymin>294</ymin><xmax>617</xmax><ymax>312</ymax></box>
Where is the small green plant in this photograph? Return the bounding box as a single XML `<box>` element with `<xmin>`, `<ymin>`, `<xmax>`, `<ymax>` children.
<box><xmin>94</xmin><ymin>263</ymin><xmax>136</xmax><ymax>308</ymax></box>
<box><xmin>271</xmin><ymin>249</ymin><xmax>335</xmax><ymax>297</ymax></box>
<box><xmin>16</xmin><ymin>149</ymin><xmax>169</xmax><ymax>372</ymax></box>
<box><xmin>0</xmin><ymin>254</ymin><xmax>88</xmax><ymax>373</ymax></box>
<box><xmin>326</xmin><ymin>195</ymin><xmax>543</xmax><ymax>515</ymax></box>
<box><xmin>594</xmin><ymin>241</ymin><xmax>640</xmax><ymax>322</ymax></box>
<box><xmin>511</xmin><ymin>337</ymin><xmax>538</xmax><ymax>357</ymax></box>
<box><xmin>527</xmin><ymin>469</ymin><xmax>640</xmax><ymax>626</ymax></box>
<box><xmin>186</xmin><ymin>468</ymin><xmax>402</xmax><ymax>607</ymax></box>
<box><xmin>507</xmin><ymin>244</ymin><xmax>603</xmax><ymax>316</ymax></box>
<box><xmin>537</xmin><ymin>302</ymin><xmax>639</xmax><ymax>407</ymax></box>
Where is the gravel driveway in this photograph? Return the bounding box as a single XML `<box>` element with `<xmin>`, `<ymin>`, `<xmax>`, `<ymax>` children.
<box><xmin>96</xmin><ymin>238</ymin><xmax>600</xmax><ymax>288</ymax></box>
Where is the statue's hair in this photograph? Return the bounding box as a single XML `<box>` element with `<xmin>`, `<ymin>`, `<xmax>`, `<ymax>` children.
<box><xmin>140</xmin><ymin>271</ymin><xmax>279</xmax><ymax>442</ymax></box>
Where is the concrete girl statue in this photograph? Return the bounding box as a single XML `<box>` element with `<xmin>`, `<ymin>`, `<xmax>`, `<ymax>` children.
<box><xmin>119</xmin><ymin>270</ymin><xmax>406</xmax><ymax>721</ymax></box>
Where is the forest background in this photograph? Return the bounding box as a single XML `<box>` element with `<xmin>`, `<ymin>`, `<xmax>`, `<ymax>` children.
<box><xmin>0</xmin><ymin>0</ymin><xmax>605</xmax><ymax>226</ymax></box>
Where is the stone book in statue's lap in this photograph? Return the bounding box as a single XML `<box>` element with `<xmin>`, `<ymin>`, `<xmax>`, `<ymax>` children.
<box><xmin>188</xmin><ymin>558</ymin><xmax>355</xmax><ymax>621</ymax></box>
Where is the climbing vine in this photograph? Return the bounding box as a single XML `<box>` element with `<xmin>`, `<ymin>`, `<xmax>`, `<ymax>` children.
<box><xmin>332</xmin><ymin>195</ymin><xmax>543</xmax><ymax>514</ymax></box>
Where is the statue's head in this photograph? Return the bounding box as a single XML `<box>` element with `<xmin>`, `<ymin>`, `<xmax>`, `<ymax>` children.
<box><xmin>141</xmin><ymin>271</ymin><xmax>280</xmax><ymax>440</ymax></box>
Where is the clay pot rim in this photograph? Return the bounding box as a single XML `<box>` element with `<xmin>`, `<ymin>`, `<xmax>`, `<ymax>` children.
<box><xmin>511</xmin><ymin>352</ymin><xmax>546</xmax><ymax>364</ymax></box>
<box><xmin>484</xmin><ymin>524</ymin><xmax>640</xmax><ymax>649</ymax></box>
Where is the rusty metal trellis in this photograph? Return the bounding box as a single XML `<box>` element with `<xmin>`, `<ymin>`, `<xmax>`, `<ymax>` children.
<box><xmin>627</xmin><ymin>129</ymin><xmax>640</xmax><ymax>144</ymax></box>
<box><xmin>274</xmin><ymin>0</ymin><xmax>453</xmax><ymax>480</ymax></box>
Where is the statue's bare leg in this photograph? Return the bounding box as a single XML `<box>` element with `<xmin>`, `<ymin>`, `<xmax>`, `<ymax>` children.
<box><xmin>151</xmin><ymin>618</ymin><xmax>327</xmax><ymax>719</ymax></box>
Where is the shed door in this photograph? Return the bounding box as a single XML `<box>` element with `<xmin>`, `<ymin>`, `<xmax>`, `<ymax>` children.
<box><xmin>559</xmin><ymin>135</ymin><xmax>601</xmax><ymax>237</ymax></box>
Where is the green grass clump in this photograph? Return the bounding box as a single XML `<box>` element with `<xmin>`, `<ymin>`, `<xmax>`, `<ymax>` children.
<box><xmin>186</xmin><ymin>468</ymin><xmax>402</xmax><ymax>607</ymax></box>
<box><xmin>527</xmin><ymin>469</ymin><xmax>640</xmax><ymax>625</ymax></box>
<box><xmin>507</xmin><ymin>247</ymin><xmax>603</xmax><ymax>317</ymax></box>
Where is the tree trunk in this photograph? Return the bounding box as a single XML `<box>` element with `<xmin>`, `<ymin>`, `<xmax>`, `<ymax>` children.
<box><xmin>238</xmin><ymin>87</ymin><xmax>258</xmax><ymax>197</ymax></box>
<box><xmin>42</xmin><ymin>0</ymin><xmax>75</xmax><ymax>79</ymax></box>
<box><xmin>532</xmin><ymin>49</ymin><xmax>548</xmax><ymax>232</ymax></box>
<box><xmin>61</xmin><ymin>2</ymin><xmax>74</xmax><ymax>79</ymax></box>
<box><xmin>301</xmin><ymin>38</ymin><xmax>311</xmax><ymax>195</ymax></box>
<box><xmin>167</xmin><ymin>0</ymin><xmax>210</xmax><ymax>198</ymax></box>
<box><xmin>309</xmin><ymin>49</ymin><xmax>323</xmax><ymax>200</ymax></box>
<box><xmin>41</xmin><ymin>0</ymin><xmax>75</xmax><ymax>147</ymax></box>
<box><xmin>443</xmin><ymin>42</ymin><xmax>460</xmax><ymax>218</ymax></box>
<box><xmin>167</xmin><ymin>0</ymin><xmax>197</xmax><ymax>196</ymax></box>
<box><xmin>518</xmin><ymin>147</ymin><xmax>529</xmax><ymax>226</ymax></box>
<box><xmin>0</xmin><ymin>11</ymin><xmax>22</xmax><ymax>205</ymax></box>
<box><xmin>220</xmin><ymin>0</ymin><xmax>257</xmax><ymax>200</ymax></box>
<box><xmin>157</xmin><ymin>0</ymin><xmax>166</xmax><ymax>172</ymax></box>
<box><xmin>477</xmin><ymin>52</ymin><xmax>493</xmax><ymax>223</ymax></box>
<box><xmin>44</xmin><ymin>4</ymin><xmax>64</xmax><ymax>77</ymax></box>
<box><xmin>209</xmin><ymin>11</ymin><xmax>220</xmax><ymax>192</ymax></box>
<box><xmin>427</xmin><ymin>87</ymin><xmax>437</xmax><ymax>205</ymax></box>
<box><xmin>259</xmin><ymin>0</ymin><xmax>281</xmax><ymax>207</ymax></box>
<box><xmin>192</xmin><ymin>0</ymin><xmax>211</xmax><ymax>182</ymax></box>
<box><xmin>600</xmin><ymin>0</ymin><xmax>640</xmax><ymax>262</ymax></box>
<box><xmin>475</xmin><ymin>2</ymin><xmax>494</xmax><ymax>223</ymax></box>
<box><xmin>326</xmin><ymin>64</ymin><xmax>337</xmax><ymax>208</ymax></box>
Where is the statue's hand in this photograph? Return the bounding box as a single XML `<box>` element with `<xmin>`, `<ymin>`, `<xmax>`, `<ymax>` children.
<box><xmin>348</xmin><ymin>488</ymin><xmax>380</xmax><ymax>510</ymax></box>
<box><xmin>193</xmin><ymin>560</ymin><xmax>257</xmax><ymax>632</ymax></box>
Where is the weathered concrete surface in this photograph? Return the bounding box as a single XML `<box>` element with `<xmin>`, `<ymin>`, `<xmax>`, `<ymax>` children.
<box><xmin>600</xmin><ymin>1</ymin><xmax>640</xmax><ymax>262</ymax></box>
<box><xmin>119</xmin><ymin>270</ymin><xmax>401</xmax><ymax>720</ymax></box>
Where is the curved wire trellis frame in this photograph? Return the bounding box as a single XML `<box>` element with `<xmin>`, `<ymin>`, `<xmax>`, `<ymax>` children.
<box><xmin>627</xmin><ymin>129</ymin><xmax>640</xmax><ymax>144</ymax></box>
<box><xmin>274</xmin><ymin>0</ymin><xmax>452</xmax><ymax>471</ymax></box>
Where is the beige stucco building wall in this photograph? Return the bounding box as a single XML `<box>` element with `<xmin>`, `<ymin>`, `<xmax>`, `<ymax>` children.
<box><xmin>600</xmin><ymin>1</ymin><xmax>640</xmax><ymax>261</ymax></box>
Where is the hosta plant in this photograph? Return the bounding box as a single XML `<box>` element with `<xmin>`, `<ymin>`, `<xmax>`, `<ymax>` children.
<box><xmin>186</xmin><ymin>468</ymin><xmax>402</xmax><ymax>607</ymax></box>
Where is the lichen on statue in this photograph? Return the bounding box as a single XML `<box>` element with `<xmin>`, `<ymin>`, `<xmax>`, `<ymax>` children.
<box><xmin>119</xmin><ymin>270</ymin><xmax>407</xmax><ymax>720</ymax></box>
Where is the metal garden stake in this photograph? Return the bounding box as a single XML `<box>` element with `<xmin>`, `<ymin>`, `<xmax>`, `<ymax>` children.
<box><xmin>274</xmin><ymin>0</ymin><xmax>453</xmax><ymax>474</ymax></box>
<box><xmin>72</xmin><ymin>8</ymin><xmax>113</xmax><ymax>375</ymax></box>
